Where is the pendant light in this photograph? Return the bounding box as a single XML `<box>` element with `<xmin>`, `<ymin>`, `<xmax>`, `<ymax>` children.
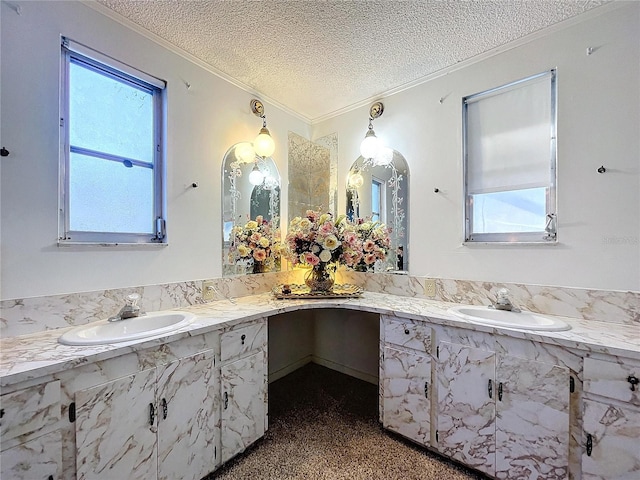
<box><xmin>348</xmin><ymin>169</ymin><xmax>364</xmax><ymax>189</ymax></box>
<box><xmin>249</xmin><ymin>163</ymin><xmax>264</xmax><ymax>185</ymax></box>
<box><xmin>360</xmin><ymin>102</ymin><xmax>384</xmax><ymax>159</ymax></box>
<box><xmin>250</xmin><ymin>99</ymin><xmax>275</xmax><ymax>158</ymax></box>
<box><xmin>235</xmin><ymin>142</ymin><xmax>256</xmax><ymax>163</ymax></box>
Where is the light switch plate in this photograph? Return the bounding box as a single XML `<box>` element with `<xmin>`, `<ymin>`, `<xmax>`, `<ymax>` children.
<box><xmin>202</xmin><ymin>280</ymin><xmax>215</xmax><ymax>301</ymax></box>
<box><xmin>424</xmin><ymin>279</ymin><xmax>436</xmax><ymax>298</ymax></box>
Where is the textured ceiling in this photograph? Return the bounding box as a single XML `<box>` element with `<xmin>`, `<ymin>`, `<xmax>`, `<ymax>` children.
<box><xmin>95</xmin><ymin>0</ymin><xmax>608</xmax><ymax>122</ymax></box>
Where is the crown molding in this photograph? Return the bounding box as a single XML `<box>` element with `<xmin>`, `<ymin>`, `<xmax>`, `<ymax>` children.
<box><xmin>81</xmin><ymin>0</ymin><xmax>312</xmax><ymax>124</ymax></box>
<box><xmin>82</xmin><ymin>0</ymin><xmax>622</xmax><ymax>126</ymax></box>
<box><xmin>310</xmin><ymin>1</ymin><xmax>624</xmax><ymax>125</ymax></box>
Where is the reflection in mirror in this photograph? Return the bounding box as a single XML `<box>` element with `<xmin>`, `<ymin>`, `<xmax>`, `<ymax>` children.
<box><xmin>288</xmin><ymin>132</ymin><xmax>338</xmax><ymax>220</ymax></box>
<box><xmin>346</xmin><ymin>151</ymin><xmax>409</xmax><ymax>273</ymax></box>
<box><xmin>222</xmin><ymin>143</ymin><xmax>281</xmax><ymax>276</ymax></box>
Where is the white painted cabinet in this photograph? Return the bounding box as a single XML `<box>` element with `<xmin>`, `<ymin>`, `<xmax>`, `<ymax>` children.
<box><xmin>156</xmin><ymin>350</ymin><xmax>219</xmax><ymax>480</ymax></box>
<box><xmin>436</xmin><ymin>341</ymin><xmax>570</xmax><ymax>479</ymax></box>
<box><xmin>380</xmin><ymin>315</ymin><xmax>433</xmax><ymax>446</ymax></box>
<box><xmin>382</xmin><ymin>346</ymin><xmax>431</xmax><ymax>445</ymax></box>
<box><xmin>0</xmin><ymin>381</ymin><xmax>62</xmax><ymax>480</ymax></box>
<box><xmin>219</xmin><ymin>320</ymin><xmax>268</xmax><ymax>464</ymax></box>
<box><xmin>582</xmin><ymin>356</ymin><xmax>640</xmax><ymax>479</ymax></box>
<box><xmin>220</xmin><ymin>351</ymin><xmax>266</xmax><ymax>462</ymax></box>
<box><xmin>75</xmin><ymin>368</ymin><xmax>157</xmax><ymax>480</ymax></box>
<box><xmin>74</xmin><ymin>350</ymin><xmax>218</xmax><ymax>480</ymax></box>
<box><xmin>0</xmin><ymin>430</ymin><xmax>62</xmax><ymax>480</ymax></box>
<box><xmin>437</xmin><ymin>341</ymin><xmax>496</xmax><ymax>476</ymax></box>
<box><xmin>494</xmin><ymin>353</ymin><xmax>570</xmax><ymax>479</ymax></box>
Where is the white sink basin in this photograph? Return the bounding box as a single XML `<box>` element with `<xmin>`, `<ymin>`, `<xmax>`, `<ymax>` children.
<box><xmin>59</xmin><ymin>311</ymin><xmax>196</xmax><ymax>345</ymax></box>
<box><xmin>448</xmin><ymin>305</ymin><xmax>571</xmax><ymax>331</ymax></box>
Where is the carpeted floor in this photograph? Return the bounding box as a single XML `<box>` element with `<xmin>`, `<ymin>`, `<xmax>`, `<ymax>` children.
<box><xmin>206</xmin><ymin>363</ymin><xmax>486</xmax><ymax>480</ymax></box>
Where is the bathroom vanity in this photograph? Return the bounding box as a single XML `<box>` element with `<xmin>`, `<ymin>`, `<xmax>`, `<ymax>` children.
<box><xmin>1</xmin><ymin>292</ymin><xmax>638</xmax><ymax>480</ymax></box>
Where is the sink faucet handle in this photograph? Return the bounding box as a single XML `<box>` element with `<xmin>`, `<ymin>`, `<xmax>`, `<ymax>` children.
<box><xmin>496</xmin><ymin>288</ymin><xmax>510</xmax><ymax>301</ymax></box>
<box><xmin>496</xmin><ymin>288</ymin><xmax>511</xmax><ymax>305</ymax></box>
<box><xmin>126</xmin><ymin>293</ymin><xmax>140</xmax><ymax>306</ymax></box>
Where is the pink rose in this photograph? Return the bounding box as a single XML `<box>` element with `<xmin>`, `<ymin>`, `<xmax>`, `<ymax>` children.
<box><xmin>306</xmin><ymin>210</ymin><xmax>318</xmax><ymax>222</ymax></box>
<box><xmin>304</xmin><ymin>252</ymin><xmax>320</xmax><ymax>266</ymax></box>
<box><xmin>364</xmin><ymin>239</ymin><xmax>376</xmax><ymax>252</ymax></box>
<box><xmin>319</xmin><ymin>221</ymin><xmax>334</xmax><ymax>235</ymax></box>
<box><xmin>253</xmin><ymin>249</ymin><xmax>267</xmax><ymax>262</ymax></box>
<box><xmin>364</xmin><ymin>253</ymin><xmax>377</xmax><ymax>265</ymax></box>
<box><xmin>344</xmin><ymin>231</ymin><xmax>357</xmax><ymax>246</ymax></box>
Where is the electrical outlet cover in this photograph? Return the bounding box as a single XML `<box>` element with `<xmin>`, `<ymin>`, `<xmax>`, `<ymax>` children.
<box><xmin>202</xmin><ymin>280</ymin><xmax>215</xmax><ymax>301</ymax></box>
<box><xmin>424</xmin><ymin>279</ymin><xmax>436</xmax><ymax>297</ymax></box>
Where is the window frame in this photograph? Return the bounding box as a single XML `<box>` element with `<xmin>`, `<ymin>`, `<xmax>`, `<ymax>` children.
<box><xmin>58</xmin><ymin>37</ymin><xmax>166</xmax><ymax>245</ymax></box>
<box><xmin>371</xmin><ymin>177</ymin><xmax>383</xmax><ymax>223</ymax></box>
<box><xmin>462</xmin><ymin>69</ymin><xmax>557</xmax><ymax>244</ymax></box>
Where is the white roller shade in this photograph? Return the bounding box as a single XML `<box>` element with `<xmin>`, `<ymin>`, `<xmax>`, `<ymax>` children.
<box><xmin>62</xmin><ymin>36</ymin><xmax>166</xmax><ymax>89</ymax></box>
<box><xmin>465</xmin><ymin>71</ymin><xmax>553</xmax><ymax>194</ymax></box>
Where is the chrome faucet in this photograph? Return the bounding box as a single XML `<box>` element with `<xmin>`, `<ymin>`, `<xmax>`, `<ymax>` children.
<box><xmin>109</xmin><ymin>294</ymin><xmax>144</xmax><ymax>322</ymax></box>
<box><xmin>489</xmin><ymin>288</ymin><xmax>520</xmax><ymax>312</ymax></box>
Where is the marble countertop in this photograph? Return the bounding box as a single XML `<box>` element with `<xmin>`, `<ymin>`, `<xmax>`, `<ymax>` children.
<box><xmin>1</xmin><ymin>291</ymin><xmax>639</xmax><ymax>388</ymax></box>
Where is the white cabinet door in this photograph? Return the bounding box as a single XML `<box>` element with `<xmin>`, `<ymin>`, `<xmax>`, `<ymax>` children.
<box><xmin>582</xmin><ymin>399</ymin><xmax>640</xmax><ymax>480</ymax></box>
<box><xmin>382</xmin><ymin>346</ymin><xmax>431</xmax><ymax>445</ymax></box>
<box><xmin>437</xmin><ymin>341</ymin><xmax>496</xmax><ymax>477</ymax></box>
<box><xmin>157</xmin><ymin>350</ymin><xmax>219</xmax><ymax>480</ymax></box>
<box><xmin>220</xmin><ymin>350</ymin><xmax>266</xmax><ymax>463</ymax></box>
<box><xmin>495</xmin><ymin>355</ymin><xmax>570</xmax><ymax>480</ymax></box>
<box><xmin>0</xmin><ymin>430</ymin><xmax>61</xmax><ymax>480</ymax></box>
<box><xmin>75</xmin><ymin>368</ymin><xmax>158</xmax><ymax>480</ymax></box>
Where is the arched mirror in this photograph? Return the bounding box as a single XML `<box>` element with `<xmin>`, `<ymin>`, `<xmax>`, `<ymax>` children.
<box><xmin>222</xmin><ymin>142</ymin><xmax>281</xmax><ymax>276</ymax></box>
<box><xmin>346</xmin><ymin>151</ymin><xmax>409</xmax><ymax>273</ymax></box>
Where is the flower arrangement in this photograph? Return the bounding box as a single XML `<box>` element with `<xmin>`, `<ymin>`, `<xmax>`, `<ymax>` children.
<box><xmin>229</xmin><ymin>215</ymin><xmax>280</xmax><ymax>272</ymax></box>
<box><xmin>284</xmin><ymin>211</ymin><xmax>346</xmax><ymax>269</ymax></box>
<box><xmin>343</xmin><ymin>219</ymin><xmax>392</xmax><ymax>272</ymax></box>
<box><xmin>283</xmin><ymin>210</ymin><xmax>391</xmax><ymax>275</ymax></box>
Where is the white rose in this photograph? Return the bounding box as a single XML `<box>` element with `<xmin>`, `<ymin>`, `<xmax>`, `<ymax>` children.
<box><xmin>323</xmin><ymin>234</ymin><xmax>339</xmax><ymax>250</ymax></box>
<box><xmin>319</xmin><ymin>249</ymin><xmax>332</xmax><ymax>262</ymax></box>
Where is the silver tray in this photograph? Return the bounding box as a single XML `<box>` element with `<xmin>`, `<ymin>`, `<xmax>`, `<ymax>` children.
<box><xmin>272</xmin><ymin>283</ymin><xmax>363</xmax><ymax>299</ymax></box>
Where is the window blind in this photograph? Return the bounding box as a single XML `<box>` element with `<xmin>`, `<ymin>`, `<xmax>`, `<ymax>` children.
<box><xmin>465</xmin><ymin>71</ymin><xmax>553</xmax><ymax>195</ymax></box>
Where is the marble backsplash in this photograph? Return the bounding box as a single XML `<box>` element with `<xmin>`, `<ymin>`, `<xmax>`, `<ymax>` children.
<box><xmin>0</xmin><ymin>272</ymin><xmax>290</xmax><ymax>338</ymax></box>
<box><xmin>338</xmin><ymin>270</ymin><xmax>639</xmax><ymax>327</ymax></box>
<box><xmin>1</xmin><ymin>270</ymin><xmax>638</xmax><ymax>338</ymax></box>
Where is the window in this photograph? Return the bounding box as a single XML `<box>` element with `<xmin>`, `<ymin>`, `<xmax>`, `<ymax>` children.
<box><xmin>371</xmin><ymin>179</ymin><xmax>382</xmax><ymax>222</ymax></box>
<box><xmin>59</xmin><ymin>37</ymin><xmax>166</xmax><ymax>244</ymax></box>
<box><xmin>463</xmin><ymin>70</ymin><xmax>557</xmax><ymax>243</ymax></box>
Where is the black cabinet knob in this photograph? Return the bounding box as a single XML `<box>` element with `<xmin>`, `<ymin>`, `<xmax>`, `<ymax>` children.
<box><xmin>628</xmin><ymin>375</ymin><xmax>639</xmax><ymax>391</ymax></box>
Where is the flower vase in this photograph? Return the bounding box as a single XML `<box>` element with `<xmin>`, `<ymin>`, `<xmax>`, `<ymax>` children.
<box><xmin>305</xmin><ymin>264</ymin><xmax>334</xmax><ymax>293</ymax></box>
<box><xmin>252</xmin><ymin>261</ymin><xmax>266</xmax><ymax>274</ymax></box>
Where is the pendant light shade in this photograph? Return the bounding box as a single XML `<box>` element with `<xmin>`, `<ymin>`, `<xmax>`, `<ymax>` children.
<box><xmin>254</xmin><ymin>127</ymin><xmax>275</xmax><ymax>158</ymax></box>
<box><xmin>250</xmin><ymin>99</ymin><xmax>276</xmax><ymax>158</ymax></box>
<box><xmin>235</xmin><ymin>142</ymin><xmax>256</xmax><ymax>163</ymax></box>
<box><xmin>249</xmin><ymin>163</ymin><xmax>264</xmax><ymax>185</ymax></box>
<box><xmin>359</xmin><ymin>102</ymin><xmax>385</xmax><ymax>160</ymax></box>
<box><xmin>360</xmin><ymin>129</ymin><xmax>381</xmax><ymax>159</ymax></box>
<box><xmin>348</xmin><ymin>170</ymin><xmax>364</xmax><ymax>189</ymax></box>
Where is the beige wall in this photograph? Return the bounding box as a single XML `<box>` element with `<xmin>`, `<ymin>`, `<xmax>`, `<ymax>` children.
<box><xmin>0</xmin><ymin>0</ymin><xmax>309</xmax><ymax>299</ymax></box>
<box><xmin>1</xmin><ymin>2</ymin><xmax>638</xmax><ymax>301</ymax></box>
<box><xmin>314</xmin><ymin>3</ymin><xmax>640</xmax><ymax>292</ymax></box>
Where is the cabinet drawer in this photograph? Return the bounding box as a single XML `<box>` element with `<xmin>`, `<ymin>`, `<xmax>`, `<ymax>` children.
<box><xmin>221</xmin><ymin>321</ymin><xmax>267</xmax><ymax>363</ymax></box>
<box><xmin>584</xmin><ymin>357</ymin><xmax>640</xmax><ymax>406</ymax></box>
<box><xmin>0</xmin><ymin>380</ymin><xmax>61</xmax><ymax>446</ymax></box>
<box><xmin>384</xmin><ymin>317</ymin><xmax>432</xmax><ymax>354</ymax></box>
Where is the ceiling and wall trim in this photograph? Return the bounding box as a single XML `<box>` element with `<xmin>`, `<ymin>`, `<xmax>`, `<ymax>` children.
<box><xmin>83</xmin><ymin>0</ymin><xmax>620</xmax><ymax>125</ymax></box>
